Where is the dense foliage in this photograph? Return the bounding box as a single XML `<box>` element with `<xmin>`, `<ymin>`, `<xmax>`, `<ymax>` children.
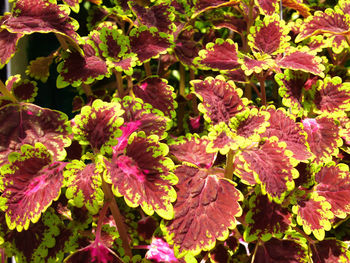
<box><xmin>1</xmin><ymin>0</ymin><xmax>350</xmax><ymax>262</ymax></box>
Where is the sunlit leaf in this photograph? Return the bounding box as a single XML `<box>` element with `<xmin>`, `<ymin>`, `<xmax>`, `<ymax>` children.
<box><xmin>72</xmin><ymin>99</ymin><xmax>124</xmax><ymax>155</ymax></box>
<box><xmin>248</xmin><ymin>15</ymin><xmax>290</xmax><ymax>56</ymax></box>
<box><xmin>57</xmin><ymin>42</ymin><xmax>109</xmax><ymax>88</ymax></box>
<box><xmin>261</xmin><ymin>107</ymin><xmax>312</xmax><ymax>161</ymax></box>
<box><xmin>0</xmin><ymin>26</ymin><xmax>22</xmax><ymax>69</ymax></box>
<box><xmin>276</xmin><ymin>48</ymin><xmax>325</xmax><ymax>77</ymax></box>
<box><xmin>296</xmin><ymin>9</ymin><xmax>350</xmax><ymax>42</ymax></box>
<box><xmin>195</xmin><ymin>38</ymin><xmax>240</xmax><ymax>71</ymax></box>
<box><xmin>63</xmin><ymin>160</ymin><xmax>104</xmax><ymax>214</ymax></box>
<box><xmin>255</xmin><ymin>0</ymin><xmax>279</xmax><ymax>16</ymax></box>
<box><xmin>302</xmin><ymin>117</ymin><xmax>342</xmax><ymax>164</ymax></box>
<box><xmin>161</xmin><ymin>165</ymin><xmax>242</xmax><ymax>257</ymax></box>
<box><xmin>191</xmin><ymin>75</ymin><xmax>248</xmax><ymax>125</ymax></box>
<box><xmin>102</xmin><ymin>132</ymin><xmax>177</xmax><ymax>220</ymax></box>
<box><xmin>313</xmin><ymin>76</ymin><xmax>350</xmax><ymax>114</ymax></box>
<box><xmin>129</xmin><ymin>26</ymin><xmax>172</xmax><ymax>64</ymax></box>
<box><xmin>314</xmin><ymin>163</ymin><xmax>350</xmax><ymax>219</ymax></box>
<box><xmin>292</xmin><ymin>193</ymin><xmax>333</xmax><ymax>240</ymax></box>
<box><xmin>130</xmin><ymin>2</ymin><xmax>176</xmax><ymax>33</ymax></box>
<box><xmin>169</xmin><ymin>134</ymin><xmax>216</xmax><ymax>169</ymax></box>
<box><xmin>0</xmin><ymin>143</ymin><xmax>65</xmax><ymax>231</ymax></box>
<box><xmin>2</xmin><ymin>0</ymin><xmax>79</xmax><ymax>42</ymax></box>
<box><xmin>234</xmin><ymin>137</ymin><xmax>298</xmax><ymax>203</ymax></box>
<box><xmin>133</xmin><ymin>77</ymin><xmax>177</xmax><ymax>119</ymax></box>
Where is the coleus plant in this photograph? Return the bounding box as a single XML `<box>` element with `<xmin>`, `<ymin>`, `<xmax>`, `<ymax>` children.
<box><xmin>1</xmin><ymin>0</ymin><xmax>350</xmax><ymax>262</ymax></box>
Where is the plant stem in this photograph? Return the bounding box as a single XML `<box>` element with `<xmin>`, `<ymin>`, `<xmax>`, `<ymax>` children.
<box><xmin>200</xmin><ymin>252</ymin><xmax>208</xmax><ymax>263</ymax></box>
<box><xmin>258</xmin><ymin>74</ymin><xmax>267</xmax><ymax>106</ymax></box>
<box><xmin>179</xmin><ymin>63</ymin><xmax>186</xmax><ymax>97</ymax></box>
<box><xmin>144</xmin><ymin>62</ymin><xmax>152</xmax><ymax>77</ymax></box>
<box><xmin>189</xmin><ymin>68</ymin><xmax>195</xmax><ymax>81</ymax></box>
<box><xmin>292</xmin><ymin>226</ymin><xmax>317</xmax><ymax>262</ymax></box>
<box><xmin>249</xmin><ymin>82</ymin><xmax>261</xmax><ymax>98</ymax></box>
<box><xmin>0</xmin><ymin>79</ymin><xmax>17</xmax><ymax>103</ymax></box>
<box><xmin>95</xmin><ymin>201</ymin><xmax>110</xmax><ymax>241</ymax></box>
<box><xmin>292</xmin><ymin>226</ymin><xmax>314</xmax><ymax>244</ymax></box>
<box><xmin>114</xmin><ymin>71</ymin><xmax>124</xmax><ymax>98</ymax></box>
<box><xmin>189</xmin><ymin>69</ymin><xmax>198</xmax><ymax>113</ymax></box>
<box><xmin>55</xmin><ymin>33</ymin><xmax>82</xmax><ymax>54</ymax></box>
<box><xmin>126</xmin><ymin>75</ymin><xmax>133</xmax><ymax>95</ymax></box>
<box><xmin>250</xmin><ymin>241</ymin><xmax>259</xmax><ymax>263</ymax></box>
<box><xmin>245</xmin><ymin>85</ymin><xmax>252</xmax><ymax>100</ymax></box>
<box><xmin>242</xmin><ymin>0</ymin><xmax>254</xmax><ymax>53</ymax></box>
<box><xmin>1</xmin><ymin>248</ymin><xmax>6</xmax><ymax>263</ymax></box>
<box><xmin>101</xmin><ymin>179</ymin><xmax>133</xmax><ymax>258</ymax></box>
<box><xmin>224</xmin><ymin>149</ymin><xmax>234</xmax><ymax>180</ymax></box>
<box><xmin>82</xmin><ymin>84</ymin><xmax>93</xmax><ymax>97</ymax></box>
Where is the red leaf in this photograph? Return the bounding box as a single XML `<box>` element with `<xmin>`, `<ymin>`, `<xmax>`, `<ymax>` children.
<box><xmin>293</xmin><ymin>195</ymin><xmax>333</xmax><ymax>240</ymax></box>
<box><xmin>57</xmin><ymin>43</ymin><xmax>109</xmax><ymax>88</ymax></box>
<box><xmin>262</xmin><ymin>107</ymin><xmax>312</xmax><ymax>161</ymax></box>
<box><xmin>248</xmin><ymin>15</ymin><xmax>290</xmax><ymax>56</ymax></box>
<box><xmin>275</xmin><ymin>70</ymin><xmax>311</xmax><ymax>116</ymax></box>
<box><xmin>103</xmin><ymin>133</ymin><xmax>177</xmax><ymax>220</ymax></box>
<box><xmin>253</xmin><ymin>238</ymin><xmax>308</xmax><ymax>263</ymax></box>
<box><xmin>234</xmin><ymin>138</ymin><xmax>298</xmax><ymax>203</ymax></box>
<box><xmin>130</xmin><ymin>2</ymin><xmax>175</xmax><ymax>33</ymax></box>
<box><xmin>0</xmin><ymin>103</ymin><xmax>71</xmax><ymax>165</ymax></box>
<box><xmin>244</xmin><ymin>193</ymin><xmax>292</xmax><ymax>242</ymax></box>
<box><xmin>129</xmin><ymin>26</ymin><xmax>171</xmax><ymax>64</ymax></box>
<box><xmin>72</xmin><ymin>99</ymin><xmax>124</xmax><ymax>155</ymax></box>
<box><xmin>196</xmin><ymin>39</ymin><xmax>240</xmax><ymax>70</ymax></box>
<box><xmin>191</xmin><ymin>75</ymin><xmax>247</xmax><ymax>125</ymax></box>
<box><xmin>256</xmin><ymin>0</ymin><xmax>279</xmax><ymax>15</ymax></box>
<box><xmin>314</xmin><ymin>76</ymin><xmax>350</xmax><ymax>114</ymax></box>
<box><xmin>64</xmin><ymin>161</ymin><xmax>103</xmax><ymax>214</ymax></box>
<box><xmin>133</xmin><ymin>77</ymin><xmax>177</xmax><ymax>119</ymax></box>
<box><xmin>162</xmin><ymin>165</ymin><xmax>242</xmax><ymax>257</ymax></box>
<box><xmin>2</xmin><ymin>0</ymin><xmax>78</xmax><ymax>40</ymax></box>
<box><xmin>0</xmin><ymin>27</ymin><xmax>22</xmax><ymax>69</ymax></box>
<box><xmin>296</xmin><ymin>9</ymin><xmax>350</xmax><ymax>42</ymax></box>
<box><xmin>302</xmin><ymin>117</ymin><xmax>342</xmax><ymax>164</ymax></box>
<box><xmin>314</xmin><ymin>163</ymin><xmax>350</xmax><ymax>219</ymax></box>
<box><xmin>277</xmin><ymin>49</ymin><xmax>325</xmax><ymax>77</ymax></box>
<box><xmin>311</xmin><ymin>238</ymin><xmax>350</xmax><ymax>263</ymax></box>
<box><xmin>0</xmin><ymin>144</ymin><xmax>65</xmax><ymax>231</ymax></box>
<box><xmin>169</xmin><ymin>135</ymin><xmax>216</xmax><ymax>169</ymax></box>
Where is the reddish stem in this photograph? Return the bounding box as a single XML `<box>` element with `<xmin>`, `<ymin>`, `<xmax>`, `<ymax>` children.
<box><xmin>144</xmin><ymin>62</ymin><xmax>152</xmax><ymax>77</ymax></box>
<box><xmin>82</xmin><ymin>84</ymin><xmax>93</xmax><ymax>97</ymax></box>
<box><xmin>95</xmin><ymin>201</ymin><xmax>110</xmax><ymax>241</ymax></box>
<box><xmin>249</xmin><ymin>82</ymin><xmax>261</xmax><ymax>98</ymax></box>
<box><xmin>292</xmin><ymin>226</ymin><xmax>314</xmax><ymax>244</ymax></box>
<box><xmin>179</xmin><ymin>63</ymin><xmax>186</xmax><ymax>98</ymax></box>
<box><xmin>101</xmin><ymin>179</ymin><xmax>132</xmax><ymax>258</ymax></box>
<box><xmin>258</xmin><ymin>74</ymin><xmax>267</xmax><ymax>106</ymax></box>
